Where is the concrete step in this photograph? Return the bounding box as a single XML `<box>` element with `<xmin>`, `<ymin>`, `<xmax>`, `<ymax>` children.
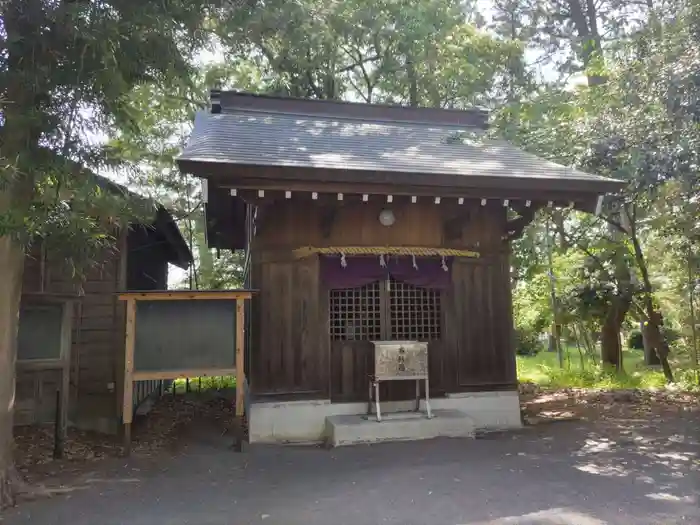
<box><xmin>325</xmin><ymin>409</ymin><xmax>475</xmax><ymax>447</ymax></box>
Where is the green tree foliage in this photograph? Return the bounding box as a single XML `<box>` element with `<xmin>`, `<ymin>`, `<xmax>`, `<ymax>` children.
<box><xmin>217</xmin><ymin>0</ymin><xmax>523</xmax><ymax>106</ymax></box>
<box><xmin>0</xmin><ymin>0</ymin><xmax>220</xmax><ymax>506</ymax></box>
<box><xmin>499</xmin><ymin>1</ymin><xmax>700</xmax><ymax>380</ymax></box>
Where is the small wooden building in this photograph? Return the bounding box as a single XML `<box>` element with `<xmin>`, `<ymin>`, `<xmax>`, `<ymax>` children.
<box><xmin>17</xmin><ymin>176</ymin><xmax>192</xmax><ymax>434</ymax></box>
<box><xmin>178</xmin><ymin>91</ymin><xmax>622</xmax><ymax>443</ymax></box>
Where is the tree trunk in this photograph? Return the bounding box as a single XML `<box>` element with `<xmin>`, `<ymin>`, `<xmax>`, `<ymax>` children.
<box><xmin>644</xmin><ymin>313</ymin><xmax>674</xmax><ymax>381</ymax></box>
<box><xmin>1</xmin><ymin>1</ymin><xmax>41</xmax><ymax>505</ymax></box>
<box><xmin>599</xmin><ymin>210</ymin><xmax>633</xmax><ymax>369</ymax></box>
<box><xmin>552</xmin><ymin>211</ymin><xmax>569</xmax><ymax>251</ymax></box>
<box><xmin>566</xmin><ymin>0</ymin><xmax>607</xmax><ymax>86</ymax></box>
<box><xmin>600</xmin><ymin>296</ymin><xmax>631</xmax><ymax>369</ymax></box>
<box><xmin>641</xmin><ymin>321</ymin><xmax>661</xmax><ymax>366</ymax></box>
<box><xmin>629</xmin><ymin>230</ymin><xmax>674</xmax><ymax>382</ymax></box>
<box><xmin>0</xmin><ymin>229</ymin><xmax>27</xmax><ymax>508</ymax></box>
<box><xmin>406</xmin><ymin>54</ymin><xmax>419</xmax><ymax>107</ymax></box>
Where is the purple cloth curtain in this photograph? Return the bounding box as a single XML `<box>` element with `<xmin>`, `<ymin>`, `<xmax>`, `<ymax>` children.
<box><xmin>320</xmin><ymin>255</ymin><xmax>452</xmax><ymax>290</ymax></box>
<box><xmin>386</xmin><ymin>256</ymin><xmax>452</xmax><ymax>289</ymax></box>
<box><xmin>320</xmin><ymin>256</ymin><xmax>385</xmax><ymax>289</ymax></box>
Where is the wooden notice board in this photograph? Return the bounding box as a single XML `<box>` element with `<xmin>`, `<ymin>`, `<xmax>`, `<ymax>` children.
<box><xmin>117</xmin><ymin>290</ymin><xmax>254</xmax><ymax>454</ymax></box>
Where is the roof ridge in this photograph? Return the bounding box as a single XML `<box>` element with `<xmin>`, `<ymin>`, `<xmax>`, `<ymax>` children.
<box><xmin>212</xmin><ymin>106</ymin><xmax>483</xmax><ymax>131</ymax></box>
<box><xmin>211</xmin><ymin>90</ymin><xmax>489</xmax><ymax>129</ymax></box>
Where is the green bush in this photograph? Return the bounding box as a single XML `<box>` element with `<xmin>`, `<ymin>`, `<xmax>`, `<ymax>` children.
<box><xmin>515</xmin><ymin>328</ymin><xmax>542</xmax><ymax>356</ymax></box>
<box><xmin>675</xmin><ymin>368</ymin><xmax>700</xmax><ymax>392</ymax></box>
<box><xmin>628</xmin><ymin>329</ymin><xmax>644</xmax><ymax>350</ymax></box>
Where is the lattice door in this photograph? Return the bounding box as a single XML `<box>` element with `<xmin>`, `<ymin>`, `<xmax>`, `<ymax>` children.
<box><xmin>329</xmin><ymin>278</ymin><xmax>442</xmax><ymax>341</ymax></box>
<box><xmin>329</xmin><ymin>278</ymin><xmax>442</xmax><ymax>402</ymax></box>
<box><xmin>388</xmin><ymin>277</ymin><xmax>442</xmax><ymax>341</ymax></box>
<box><xmin>329</xmin><ymin>281</ymin><xmax>382</xmax><ymax>341</ymax></box>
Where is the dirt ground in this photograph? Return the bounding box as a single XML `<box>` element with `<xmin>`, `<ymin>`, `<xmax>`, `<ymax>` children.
<box><xmin>3</xmin><ymin>388</ymin><xmax>699</xmax><ymax>525</ymax></box>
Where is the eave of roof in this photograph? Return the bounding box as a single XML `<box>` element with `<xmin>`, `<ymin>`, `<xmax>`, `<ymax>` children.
<box><xmin>93</xmin><ymin>174</ymin><xmax>193</xmax><ymax>269</ymax></box>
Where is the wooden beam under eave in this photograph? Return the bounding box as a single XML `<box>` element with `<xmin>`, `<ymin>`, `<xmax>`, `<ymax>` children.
<box><xmin>212</xmin><ymin>179</ymin><xmax>608</xmax><ymax>209</ymax></box>
<box><xmin>207</xmin><ymin>175</ymin><xmax>618</xmax><ymax>205</ymax></box>
<box><xmin>180</xmin><ymin>161</ymin><xmax>625</xmax><ymax>196</ymax></box>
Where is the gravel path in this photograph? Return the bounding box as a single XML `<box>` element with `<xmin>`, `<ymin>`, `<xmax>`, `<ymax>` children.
<box><xmin>3</xmin><ymin>413</ymin><xmax>699</xmax><ymax>525</ymax></box>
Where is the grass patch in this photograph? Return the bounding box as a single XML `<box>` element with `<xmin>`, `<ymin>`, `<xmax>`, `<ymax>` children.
<box><xmin>517</xmin><ymin>346</ymin><xmax>699</xmax><ymax>391</ymax></box>
<box><xmin>171</xmin><ymin>376</ymin><xmax>236</xmax><ymax>394</ymax></box>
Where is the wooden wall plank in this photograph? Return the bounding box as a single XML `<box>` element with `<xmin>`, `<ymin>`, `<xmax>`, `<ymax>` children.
<box><xmin>18</xmin><ymin>240</ymin><xmax>122</xmax><ymax>428</ymax></box>
<box><xmin>250</xmin><ymin>255</ymin><xmax>325</xmax><ymax>396</ymax></box>
<box><xmin>447</xmin><ymin>255</ymin><xmax>516</xmax><ymax>391</ymax></box>
<box><xmin>254</xmin><ymin>200</ymin><xmax>506</xmax><ymax>252</ymax></box>
<box><xmin>280</xmin><ymin>263</ymin><xmax>294</xmax><ymax>390</ymax></box>
<box><xmin>500</xmin><ymin>253</ymin><xmax>517</xmax><ymax>384</ymax></box>
<box><xmin>296</xmin><ymin>256</ymin><xmax>319</xmax><ymax>391</ymax></box>
<box><xmin>318</xmin><ymin>280</ymin><xmax>331</xmax><ymax>398</ymax></box>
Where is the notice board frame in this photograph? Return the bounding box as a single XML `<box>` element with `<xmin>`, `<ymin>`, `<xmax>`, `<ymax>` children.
<box><xmin>117</xmin><ymin>289</ymin><xmax>255</xmax><ymax>454</ymax></box>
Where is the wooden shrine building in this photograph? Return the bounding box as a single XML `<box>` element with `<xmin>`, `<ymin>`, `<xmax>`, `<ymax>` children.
<box><xmin>177</xmin><ymin>91</ymin><xmax>623</xmax><ymax>444</ymax></box>
<box><xmin>18</xmin><ymin>175</ymin><xmax>192</xmax><ymax>435</ymax></box>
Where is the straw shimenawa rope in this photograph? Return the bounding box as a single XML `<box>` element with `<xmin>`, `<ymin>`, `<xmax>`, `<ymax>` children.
<box><xmin>292</xmin><ymin>246</ymin><xmax>480</xmax><ymax>258</ymax></box>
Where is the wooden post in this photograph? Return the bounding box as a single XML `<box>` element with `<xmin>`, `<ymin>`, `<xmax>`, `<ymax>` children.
<box><xmin>53</xmin><ymin>390</ymin><xmax>62</xmax><ymax>460</ymax></box>
<box><xmin>233</xmin><ymin>298</ymin><xmax>245</xmax><ymax>451</ymax></box>
<box><xmin>122</xmin><ymin>298</ymin><xmax>137</xmax><ymax>455</ymax></box>
<box><xmin>55</xmin><ymin>300</ymin><xmax>73</xmax><ymax>459</ymax></box>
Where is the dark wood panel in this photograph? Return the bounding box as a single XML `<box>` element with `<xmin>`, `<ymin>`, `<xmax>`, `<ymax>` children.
<box><xmin>296</xmin><ymin>255</ymin><xmax>322</xmax><ymax>392</ymax></box>
<box><xmin>427</xmin><ymin>340</ymin><xmax>446</xmax><ymax>396</ymax></box>
<box><xmin>249</xmin><ymin>260</ymin><xmax>264</xmax><ymax>390</ymax></box>
<box><xmin>318</xmin><ymin>281</ymin><xmax>331</xmax><ymax>397</ymax></box>
<box><xmin>331</xmin><ymin>340</ymin><xmax>371</xmax><ymax>402</ymax></box>
<box><xmin>271</xmin><ymin>262</ymin><xmax>292</xmax><ymax>389</ymax></box>
<box><xmin>450</xmin><ymin>256</ymin><xmax>516</xmax><ymax>390</ymax></box>
<box><xmin>257</xmin><ymin>261</ymin><xmax>277</xmax><ymax>392</ymax></box>
<box><xmin>253</xmin><ymin>200</ymin><xmax>506</xmax><ymax>253</ymax></box>
<box><xmin>250</xmin><ymin>256</ymin><xmax>325</xmax><ymax>396</ymax></box>
<box><xmin>449</xmin><ymin>264</ymin><xmax>462</xmax><ymax>383</ymax></box>
<box><xmin>499</xmin><ymin>254</ymin><xmax>517</xmax><ymax>385</ymax></box>
<box><xmin>79</xmin><ymin>316</ymin><xmax>119</xmax><ymax>331</ymax></box>
<box><xmin>15</xmin><ymin>368</ymin><xmax>62</xmax><ymax>425</ymax></box>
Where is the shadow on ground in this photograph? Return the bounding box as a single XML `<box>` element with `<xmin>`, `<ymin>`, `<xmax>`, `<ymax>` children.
<box><xmin>3</xmin><ymin>411</ymin><xmax>699</xmax><ymax>525</ymax></box>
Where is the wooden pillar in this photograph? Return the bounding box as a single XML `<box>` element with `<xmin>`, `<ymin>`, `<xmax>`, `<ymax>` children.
<box><xmin>122</xmin><ymin>298</ymin><xmax>136</xmax><ymax>455</ymax></box>
<box><xmin>54</xmin><ymin>300</ymin><xmax>73</xmax><ymax>459</ymax></box>
<box><xmin>233</xmin><ymin>298</ymin><xmax>246</xmax><ymax>451</ymax></box>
